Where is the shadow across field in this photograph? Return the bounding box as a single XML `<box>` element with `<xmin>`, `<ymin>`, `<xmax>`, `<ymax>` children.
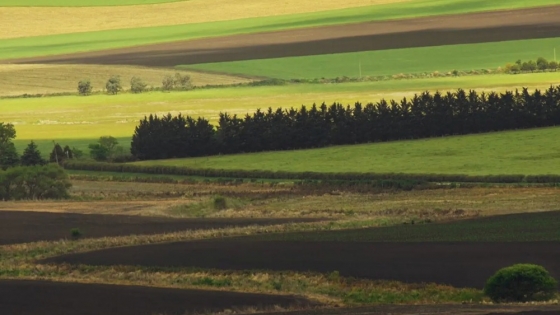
<box><xmin>0</xmin><ymin>279</ymin><xmax>313</xmax><ymax>315</ymax></box>
<box><xmin>10</xmin><ymin>6</ymin><xmax>560</xmax><ymax>67</ymax></box>
<box><xmin>0</xmin><ymin>210</ymin><xmax>320</xmax><ymax>245</ymax></box>
<box><xmin>43</xmin><ymin>240</ymin><xmax>560</xmax><ymax>289</ymax></box>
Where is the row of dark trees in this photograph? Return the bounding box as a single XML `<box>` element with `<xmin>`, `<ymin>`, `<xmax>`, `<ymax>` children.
<box><xmin>131</xmin><ymin>86</ymin><xmax>560</xmax><ymax>160</ymax></box>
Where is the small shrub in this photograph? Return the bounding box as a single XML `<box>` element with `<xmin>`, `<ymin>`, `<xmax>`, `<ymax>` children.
<box><xmin>162</xmin><ymin>75</ymin><xmax>174</xmax><ymax>91</ymax></box>
<box><xmin>106</xmin><ymin>76</ymin><xmax>123</xmax><ymax>95</ymax></box>
<box><xmin>77</xmin><ymin>79</ymin><xmax>92</xmax><ymax>96</ymax></box>
<box><xmin>484</xmin><ymin>264</ymin><xmax>557</xmax><ymax>302</ymax></box>
<box><xmin>130</xmin><ymin>76</ymin><xmax>147</xmax><ymax>93</ymax></box>
<box><xmin>213</xmin><ymin>196</ymin><xmax>227</xmax><ymax>210</ymax></box>
<box><xmin>70</xmin><ymin>228</ymin><xmax>82</xmax><ymax>239</ymax></box>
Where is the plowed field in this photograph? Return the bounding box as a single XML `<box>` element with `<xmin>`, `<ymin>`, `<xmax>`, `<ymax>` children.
<box><xmin>0</xmin><ymin>280</ymin><xmax>313</xmax><ymax>315</ymax></box>
<box><xmin>43</xmin><ymin>241</ymin><xmax>560</xmax><ymax>289</ymax></box>
<box><xmin>0</xmin><ymin>210</ymin><xmax>319</xmax><ymax>245</ymax></box>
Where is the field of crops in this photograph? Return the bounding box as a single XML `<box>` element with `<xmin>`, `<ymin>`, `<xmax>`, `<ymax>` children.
<box><xmin>0</xmin><ymin>0</ymin><xmax>180</xmax><ymax>5</ymax></box>
<box><xmin>7</xmin><ymin>72</ymin><xmax>560</xmax><ymax>155</ymax></box>
<box><xmin>1</xmin><ymin>0</ymin><xmax>557</xmax><ymax>58</ymax></box>
<box><xmin>261</xmin><ymin>211</ymin><xmax>560</xmax><ymax>242</ymax></box>
<box><xmin>186</xmin><ymin>37</ymin><xmax>560</xmax><ymax>79</ymax></box>
<box><xmin>132</xmin><ymin>125</ymin><xmax>560</xmax><ymax>176</ymax></box>
<box><xmin>0</xmin><ymin>64</ymin><xmax>251</xmax><ymax>96</ymax></box>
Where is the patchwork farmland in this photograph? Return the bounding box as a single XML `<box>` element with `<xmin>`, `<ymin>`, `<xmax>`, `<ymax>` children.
<box><xmin>1</xmin><ymin>0</ymin><xmax>560</xmax><ymax>314</ymax></box>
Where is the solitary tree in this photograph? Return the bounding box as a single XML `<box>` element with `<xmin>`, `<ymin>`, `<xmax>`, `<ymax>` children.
<box><xmin>77</xmin><ymin>79</ymin><xmax>93</xmax><ymax>96</ymax></box>
<box><xmin>21</xmin><ymin>141</ymin><xmax>46</xmax><ymax>166</ymax></box>
<box><xmin>130</xmin><ymin>76</ymin><xmax>147</xmax><ymax>94</ymax></box>
<box><xmin>106</xmin><ymin>76</ymin><xmax>123</xmax><ymax>95</ymax></box>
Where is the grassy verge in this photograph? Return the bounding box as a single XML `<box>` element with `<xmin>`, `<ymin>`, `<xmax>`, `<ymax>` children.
<box><xmin>7</xmin><ymin>72</ymin><xmax>560</xmax><ymax>151</ymax></box>
<box><xmin>1</xmin><ymin>0</ymin><xmax>558</xmax><ymax>59</ymax></box>
<box><xmin>185</xmin><ymin>38</ymin><xmax>560</xmax><ymax>79</ymax></box>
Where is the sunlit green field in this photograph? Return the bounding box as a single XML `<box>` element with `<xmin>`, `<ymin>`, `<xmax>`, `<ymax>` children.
<box><xmin>132</xmin><ymin>126</ymin><xmax>560</xmax><ymax>175</ymax></box>
<box><xmin>186</xmin><ymin>38</ymin><xmax>560</xmax><ymax>79</ymax></box>
<box><xmin>5</xmin><ymin>72</ymin><xmax>560</xmax><ymax>154</ymax></box>
<box><xmin>1</xmin><ymin>0</ymin><xmax>557</xmax><ymax>60</ymax></box>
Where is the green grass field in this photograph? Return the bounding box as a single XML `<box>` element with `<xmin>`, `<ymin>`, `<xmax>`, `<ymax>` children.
<box><xmin>1</xmin><ymin>0</ymin><xmax>557</xmax><ymax>60</ymax></box>
<box><xmin>0</xmin><ymin>0</ymin><xmax>180</xmax><ymax>6</ymax></box>
<box><xmin>131</xmin><ymin>126</ymin><xmax>560</xmax><ymax>175</ymax></box>
<box><xmin>261</xmin><ymin>211</ymin><xmax>560</xmax><ymax>242</ymax></box>
<box><xmin>5</xmin><ymin>72</ymin><xmax>560</xmax><ymax>154</ymax></box>
<box><xmin>185</xmin><ymin>38</ymin><xmax>560</xmax><ymax>79</ymax></box>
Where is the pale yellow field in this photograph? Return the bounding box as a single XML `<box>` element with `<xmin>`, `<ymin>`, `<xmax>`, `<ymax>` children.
<box><xmin>0</xmin><ymin>0</ymin><xmax>410</xmax><ymax>39</ymax></box>
<box><xmin>0</xmin><ymin>64</ymin><xmax>253</xmax><ymax>96</ymax></box>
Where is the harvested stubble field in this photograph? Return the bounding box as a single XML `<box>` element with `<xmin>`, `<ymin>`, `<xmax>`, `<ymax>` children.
<box><xmin>0</xmin><ymin>0</ymin><xmax>407</xmax><ymax>39</ymax></box>
<box><xmin>0</xmin><ymin>279</ymin><xmax>313</xmax><ymax>315</ymax></box>
<box><xmin>0</xmin><ymin>64</ymin><xmax>253</xmax><ymax>96</ymax></box>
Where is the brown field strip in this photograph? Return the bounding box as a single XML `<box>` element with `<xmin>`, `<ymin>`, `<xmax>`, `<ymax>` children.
<box><xmin>0</xmin><ymin>279</ymin><xmax>313</xmax><ymax>315</ymax></box>
<box><xmin>0</xmin><ymin>64</ymin><xmax>253</xmax><ymax>96</ymax></box>
<box><xmin>43</xmin><ymin>240</ymin><xmax>560</xmax><ymax>289</ymax></box>
<box><xmin>0</xmin><ymin>211</ymin><xmax>320</xmax><ymax>245</ymax></box>
<box><xmin>11</xmin><ymin>6</ymin><xmax>560</xmax><ymax>67</ymax></box>
<box><xmin>0</xmin><ymin>0</ymin><xmax>410</xmax><ymax>39</ymax></box>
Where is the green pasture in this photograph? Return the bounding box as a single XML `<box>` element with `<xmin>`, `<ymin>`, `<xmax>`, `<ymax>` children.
<box><xmin>262</xmin><ymin>211</ymin><xmax>560</xmax><ymax>242</ymax></box>
<box><xmin>1</xmin><ymin>0</ymin><xmax>558</xmax><ymax>60</ymax></box>
<box><xmin>186</xmin><ymin>38</ymin><xmax>560</xmax><ymax>79</ymax></box>
<box><xmin>0</xmin><ymin>0</ymin><xmax>180</xmax><ymax>6</ymax></box>
<box><xmin>5</xmin><ymin>71</ymin><xmax>560</xmax><ymax>154</ymax></box>
<box><xmin>132</xmin><ymin>126</ymin><xmax>560</xmax><ymax>175</ymax></box>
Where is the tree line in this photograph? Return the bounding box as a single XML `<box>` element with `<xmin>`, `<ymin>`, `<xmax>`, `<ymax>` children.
<box><xmin>504</xmin><ymin>57</ymin><xmax>559</xmax><ymax>74</ymax></box>
<box><xmin>131</xmin><ymin>86</ymin><xmax>560</xmax><ymax>160</ymax></box>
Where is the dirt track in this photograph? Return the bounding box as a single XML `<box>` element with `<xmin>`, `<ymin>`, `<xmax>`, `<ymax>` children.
<box><xmin>0</xmin><ymin>210</ymin><xmax>319</xmax><ymax>245</ymax></box>
<box><xmin>0</xmin><ymin>279</ymin><xmax>313</xmax><ymax>315</ymax></box>
<box><xmin>43</xmin><ymin>241</ymin><xmax>560</xmax><ymax>289</ymax></box>
<box><xmin>9</xmin><ymin>6</ymin><xmax>560</xmax><ymax>67</ymax></box>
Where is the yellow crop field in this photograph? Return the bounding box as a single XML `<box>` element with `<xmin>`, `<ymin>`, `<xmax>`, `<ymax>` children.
<box><xmin>0</xmin><ymin>64</ymin><xmax>253</xmax><ymax>96</ymax></box>
<box><xmin>0</xmin><ymin>0</ymin><xmax>410</xmax><ymax>39</ymax></box>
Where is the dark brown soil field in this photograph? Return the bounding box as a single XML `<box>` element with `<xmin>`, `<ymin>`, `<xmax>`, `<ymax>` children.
<box><xmin>260</xmin><ymin>305</ymin><xmax>560</xmax><ymax>315</ymax></box>
<box><xmin>0</xmin><ymin>210</ymin><xmax>319</xmax><ymax>245</ymax></box>
<box><xmin>44</xmin><ymin>241</ymin><xmax>560</xmax><ymax>289</ymax></box>
<box><xmin>9</xmin><ymin>6</ymin><xmax>560</xmax><ymax>67</ymax></box>
<box><xmin>0</xmin><ymin>279</ymin><xmax>313</xmax><ymax>315</ymax></box>
<box><xmin>261</xmin><ymin>305</ymin><xmax>560</xmax><ymax>315</ymax></box>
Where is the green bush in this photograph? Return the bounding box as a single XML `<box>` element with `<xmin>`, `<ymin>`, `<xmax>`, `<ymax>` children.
<box><xmin>213</xmin><ymin>196</ymin><xmax>227</xmax><ymax>210</ymax></box>
<box><xmin>484</xmin><ymin>264</ymin><xmax>557</xmax><ymax>302</ymax></box>
<box><xmin>70</xmin><ymin>228</ymin><xmax>82</xmax><ymax>239</ymax></box>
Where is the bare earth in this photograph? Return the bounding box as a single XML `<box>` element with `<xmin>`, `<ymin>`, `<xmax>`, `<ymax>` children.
<box><xmin>8</xmin><ymin>6</ymin><xmax>560</xmax><ymax>67</ymax></box>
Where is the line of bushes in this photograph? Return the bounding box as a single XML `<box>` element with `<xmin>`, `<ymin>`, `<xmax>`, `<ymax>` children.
<box><xmin>63</xmin><ymin>161</ymin><xmax>560</xmax><ymax>184</ymax></box>
<box><xmin>0</xmin><ymin>164</ymin><xmax>71</xmax><ymax>200</ymax></box>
